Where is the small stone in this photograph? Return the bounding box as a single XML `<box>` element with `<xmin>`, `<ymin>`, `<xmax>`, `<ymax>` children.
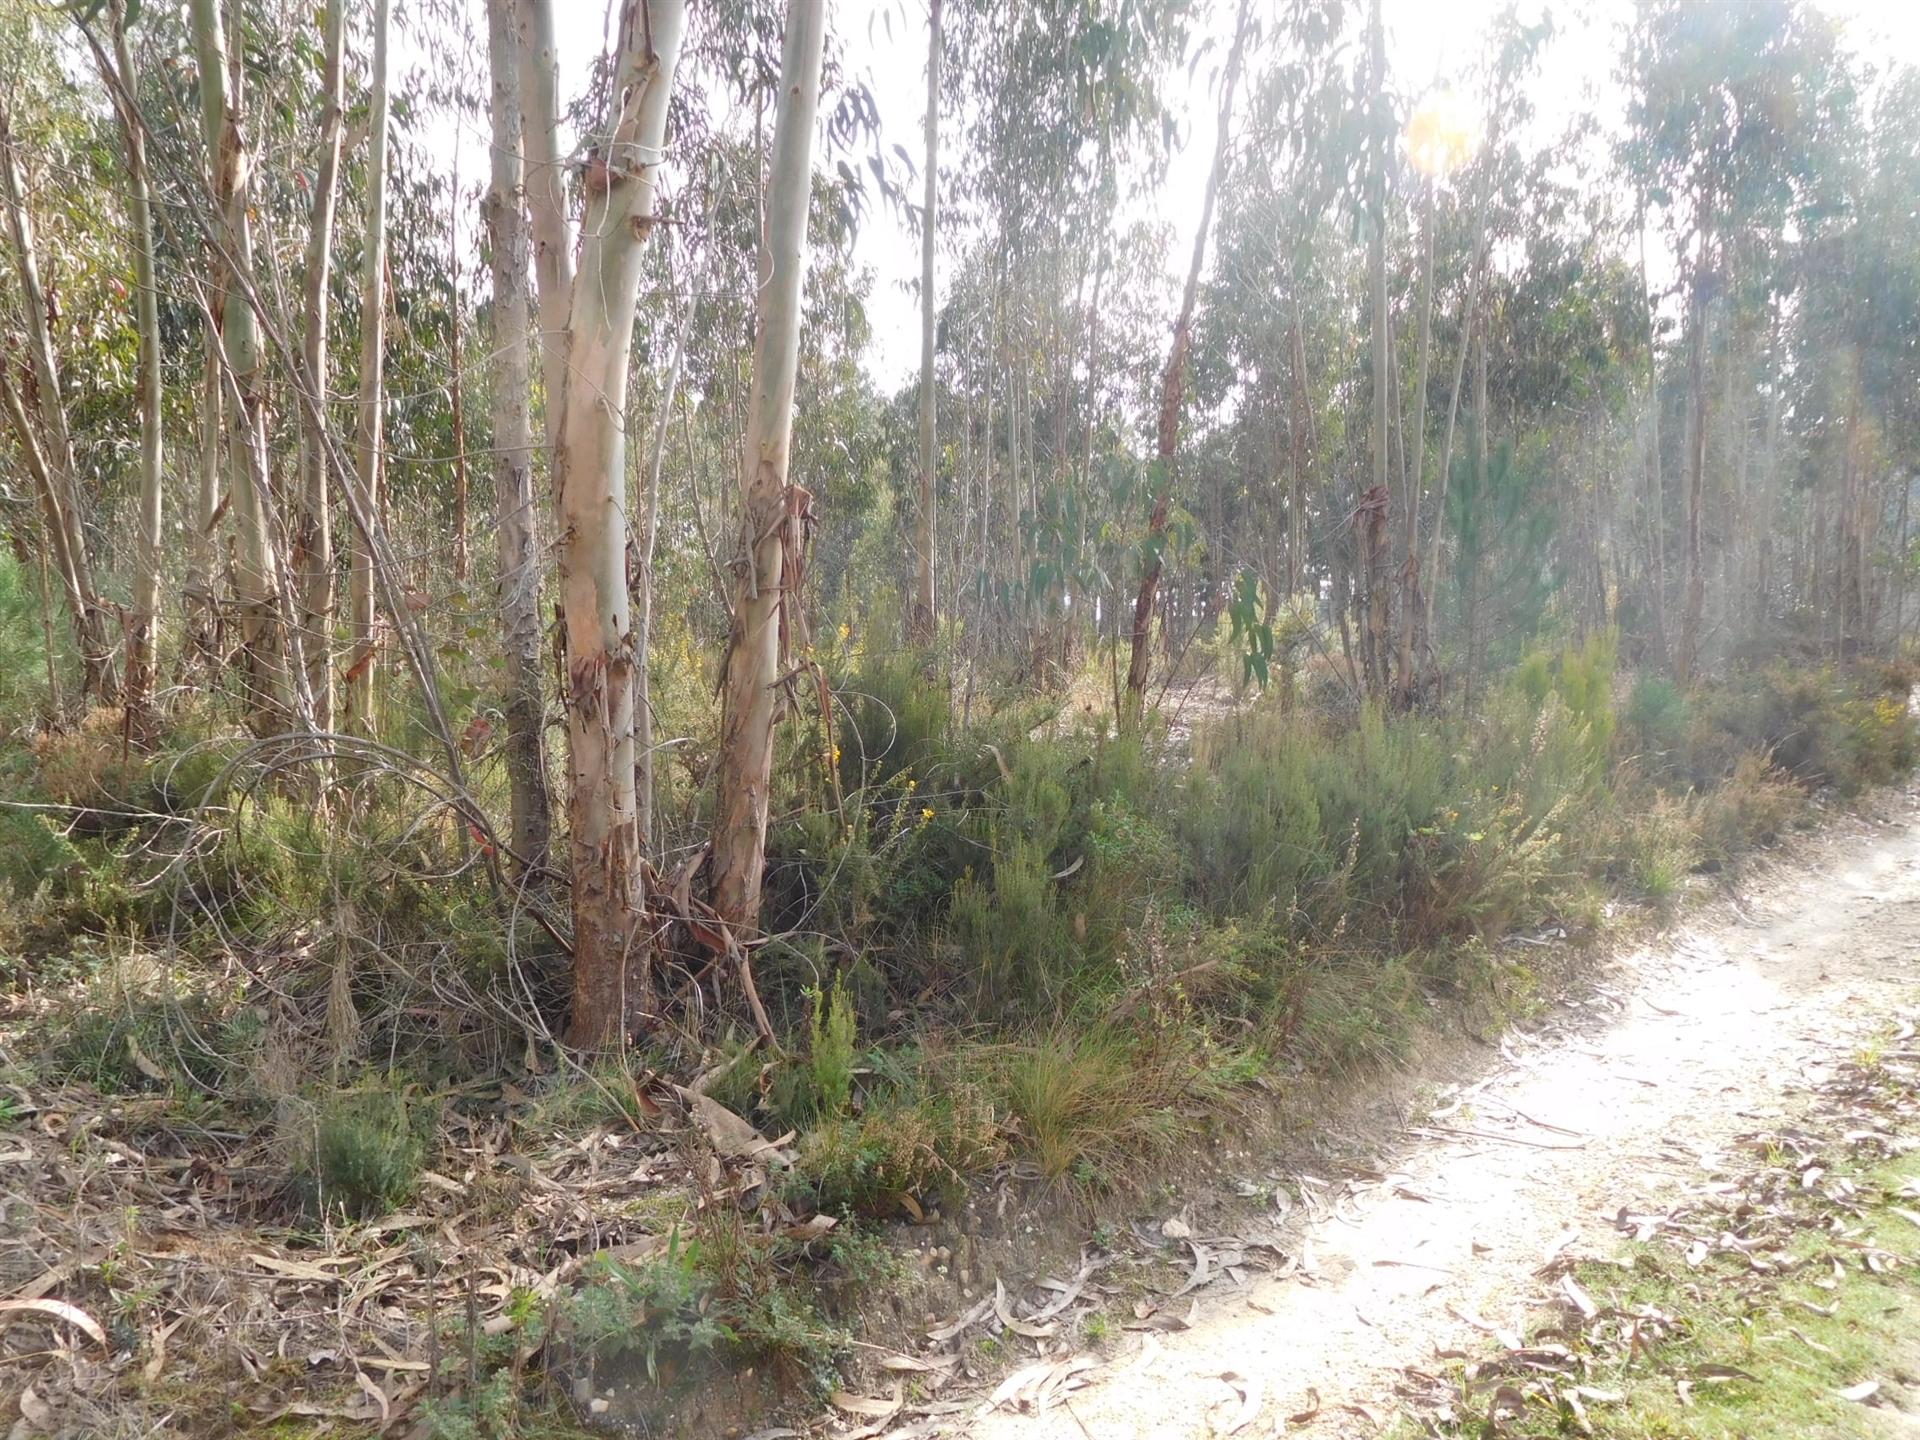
<box><xmin>589</xmin><ymin>1398</ymin><xmax>610</xmax><ymax>1416</ymax></box>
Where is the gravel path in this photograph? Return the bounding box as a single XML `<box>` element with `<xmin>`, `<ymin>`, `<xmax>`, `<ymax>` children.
<box><xmin>959</xmin><ymin>797</ymin><xmax>1920</xmax><ymax>1439</ymax></box>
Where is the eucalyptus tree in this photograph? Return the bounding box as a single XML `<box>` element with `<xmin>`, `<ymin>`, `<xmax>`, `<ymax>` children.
<box><xmin>908</xmin><ymin>0</ymin><xmax>941</xmax><ymax>650</ymax></box>
<box><xmin>0</xmin><ymin>90</ymin><xmax>116</xmax><ymax>704</ymax></box>
<box><xmin>1360</xmin><ymin>0</ymin><xmax>1392</xmax><ymax>699</ymax></box>
<box><xmin>1122</xmin><ymin>0</ymin><xmax>1253</xmax><ymax>723</ymax></box>
<box><xmin>296</xmin><ymin>0</ymin><xmax>348</xmax><ymax>737</ymax></box>
<box><xmin>483</xmin><ymin>0</ymin><xmax>553</xmax><ymax>869</ymax></box>
<box><xmin>190</xmin><ymin>0</ymin><xmax>308</xmax><ymax>734</ymax></box>
<box><xmin>1628</xmin><ymin>0</ymin><xmax>1845</xmax><ymax>682</ymax></box>
<box><xmin>344</xmin><ymin>0</ymin><xmax>393</xmax><ymax>738</ymax></box>
<box><xmin>712</xmin><ymin>0</ymin><xmax>829</xmax><ymax>939</ymax></box>
<box><xmin>519</xmin><ymin>0</ymin><xmax>689</xmax><ymax>1045</ymax></box>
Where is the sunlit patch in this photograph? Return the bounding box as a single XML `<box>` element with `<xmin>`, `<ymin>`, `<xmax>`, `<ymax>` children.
<box><xmin>1405</xmin><ymin>87</ymin><xmax>1477</xmax><ymax>178</ymax></box>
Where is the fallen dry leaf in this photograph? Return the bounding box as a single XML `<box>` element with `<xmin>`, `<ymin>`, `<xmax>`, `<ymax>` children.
<box><xmin>878</xmin><ymin>1350</ymin><xmax>960</xmax><ymax>1374</ymax></box>
<box><xmin>1559</xmin><ymin>1273</ymin><xmax>1598</xmax><ymax>1320</ymax></box>
<box><xmin>1287</xmin><ymin>1386</ymin><xmax>1322</xmax><ymax>1425</ymax></box>
<box><xmin>994</xmin><ymin>1279</ymin><xmax>1057</xmax><ymax>1339</ymax></box>
<box><xmin>355</xmin><ymin>1371</ymin><xmax>391</xmax><ymax>1427</ymax></box>
<box><xmin>829</xmin><ymin>1384</ymin><xmax>904</xmax><ymax>1420</ymax></box>
<box><xmin>0</xmin><ymin>1296</ymin><xmax>108</xmax><ymax>1349</ymax></box>
<box><xmin>18</xmin><ymin>1382</ymin><xmax>52</xmax><ymax>1427</ymax></box>
<box><xmin>980</xmin><ymin>1361</ymin><xmax>1056</xmax><ymax>1415</ymax></box>
<box><xmin>1210</xmin><ymin>1370</ymin><xmax>1263</xmax><ymax>1435</ymax></box>
<box><xmin>142</xmin><ymin>1313</ymin><xmax>188</xmax><ymax>1384</ymax></box>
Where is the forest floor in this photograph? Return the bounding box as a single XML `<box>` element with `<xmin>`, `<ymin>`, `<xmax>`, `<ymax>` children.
<box><xmin>930</xmin><ymin>790</ymin><xmax>1920</xmax><ymax>1439</ymax></box>
<box><xmin>8</xmin><ymin>784</ymin><xmax>1920</xmax><ymax>1437</ymax></box>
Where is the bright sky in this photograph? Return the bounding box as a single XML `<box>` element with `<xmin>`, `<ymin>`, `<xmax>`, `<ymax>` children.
<box><xmin>427</xmin><ymin>0</ymin><xmax>1920</xmax><ymax>395</ymax></box>
<box><xmin>835</xmin><ymin>0</ymin><xmax>1920</xmax><ymax>391</ymax></box>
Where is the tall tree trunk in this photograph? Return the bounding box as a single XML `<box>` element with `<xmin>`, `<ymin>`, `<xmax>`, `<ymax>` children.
<box><xmin>183</xmin><ymin>338</ymin><xmax>223</xmax><ymax>679</ymax></box>
<box><xmin>483</xmin><ymin>0</ymin><xmax>554</xmax><ymax>870</ymax></box>
<box><xmin>634</xmin><ymin>306</ymin><xmax>686</xmax><ymax>854</ymax></box>
<box><xmin>296</xmin><ymin>0</ymin><xmax>346</xmax><ymax>736</ymax></box>
<box><xmin>908</xmin><ymin>0</ymin><xmax>941</xmax><ymax>648</ymax></box>
<box><xmin>1637</xmin><ymin>185</ymin><xmax>1667</xmax><ymax>665</ymax></box>
<box><xmin>1288</xmin><ymin>281</ymin><xmax>1317</xmax><ymax>605</ymax></box>
<box><xmin>711</xmin><ymin>0</ymin><xmax>828</xmax><ymax>934</ymax></box>
<box><xmin>191</xmin><ymin>0</ymin><xmax>299</xmax><ymax>735</ymax></box>
<box><xmin>1423</xmin><ymin>228</ymin><xmax>1485</xmax><ymax>665</ymax></box>
<box><xmin>538</xmin><ymin>0</ymin><xmax>687</xmax><ymax>1046</ymax></box>
<box><xmin>1466</xmin><ymin>310</ymin><xmax>1489</xmax><ymax>714</ymax></box>
<box><xmin>1362</xmin><ymin>0</ymin><xmax>1391</xmax><ymax>701</ymax></box>
<box><xmin>346</xmin><ymin>0</ymin><xmax>391</xmax><ymax>738</ymax></box>
<box><xmin>1122</xmin><ymin>0</ymin><xmax>1251</xmax><ymax>724</ymax></box>
<box><xmin>0</xmin><ymin>97</ymin><xmax>116</xmax><ymax>703</ymax></box>
<box><xmin>518</xmin><ymin>0</ymin><xmax>574</xmax><ymax>455</ymax></box>
<box><xmin>93</xmin><ymin>0</ymin><xmax>163</xmax><ymax>735</ymax></box>
<box><xmin>1676</xmin><ymin>204</ymin><xmax>1711</xmax><ymax>686</ymax></box>
<box><xmin>1840</xmin><ymin>377</ymin><xmax>1866</xmax><ymax>654</ymax></box>
<box><xmin>1395</xmin><ymin>175</ymin><xmax>1436</xmax><ymax>706</ymax></box>
<box><xmin>449</xmin><ymin>145</ymin><xmax>472</xmax><ymax>586</ymax></box>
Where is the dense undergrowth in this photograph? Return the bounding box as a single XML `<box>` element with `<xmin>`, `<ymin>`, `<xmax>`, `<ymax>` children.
<box><xmin>1</xmin><ymin>620</ymin><xmax>1917</xmax><ymax>1433</ymax></box>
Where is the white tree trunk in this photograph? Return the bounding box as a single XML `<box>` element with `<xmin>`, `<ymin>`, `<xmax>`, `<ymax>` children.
<box><xmin>296</xmin><ymin>0</ymin><xmax>347</xmax><ymax>736</ymax></box>
<box><xmin>518</xmin><ymin>0</ymin><xmax>575</xmax><ymax>456</ymax></box>
<box><xmin>103</xmin><ymin>0</ymin><xmax>163</xmax><ymax>736</ymax></box>
<box><xmin>711</xmin><ymin>0</ymin><xmax>828</xmax><ymax>932</ymax></box>
<box><xmin>537</xmin><ymin>0</ymin><xmax>688</xmax><ymax>1046</ymax></box>
<box><xmin>909</xmin><ymin>0</ymin><xmax>941</xmax><ymax>648</ymax></box>
<box><xmin>183</xmin><ymin>339</ymin><xmax>223</xmax><ymax>679</ymax></box>
<box><xmin>346</xmin><ymin>0</ymin><xmax>391</xmax><ymax>737</ymax></box>
<box><xmin>191</xmin><ymin>0</ymin><xmax>301</xmax><ymax>735</ymax></box>
<box><xmin>484</xmin><ymin>0</ymin><xmax>554</xmax><ymax>868</ymax></box>
<box><xmin>1395</xmin><ymin>176</ymin><xmax>1435</xmax><ymax>706</ymax></box>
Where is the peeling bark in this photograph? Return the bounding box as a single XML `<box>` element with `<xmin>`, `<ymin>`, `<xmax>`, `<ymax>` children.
<box><xmin>712</xmin><ymin>0</ymin><xmax>828</xmax><ymax>933</ymax></box>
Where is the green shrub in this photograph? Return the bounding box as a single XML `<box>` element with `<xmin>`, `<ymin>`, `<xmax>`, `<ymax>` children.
<box><xmin>1621</xmin><ymin>794</ymin><xmax>1696</xmax><ymax>902</ymax></box>
<box><xmin>949</xmin><ymin>832</ymin><xmax>1081</xmax><ymax>1009</ymax></box>
<box><xmin>1183</xmin><ymin>707</ymin><xmax>1326</xmax><ymax>919</ymax></box>
<box><xmin>806</xmin><ymin>973</ymin><xmax>857</xmax><ymax>1121</ymax></box>
<box><xmin>1831</xmin><ymin>692</ymin><xmax>1919</xmax><ymax>795</ymax></box>
<box><xmin>1688</xmin><ymin>665</ymin><xmax>1919</xmax><ymax>796</ymax></box>
<box><xmin>836</xmin><ymin>649</ymin><xmax>950</xmax><ymax>792</ymax></box>
<box><xmin>0</xmin><ymin>808</ymin><xmax>84</xmax><ymax>902</ymax></box>
<box><xmin>1695</xmin><ymin>752</ymin><xmax>1806</xmax><ymax>864</ymax></box>
<box><xmin>1624</xmin><ymin>674</ymin><xmax>1690</xmax><ymax>772</ymax></box>
<box><xmin>310</xmin><ymin>1083</ymin><xmax>432</xmax><ymax>1218</ymax></box>
<box><xmin>567</xmin><ymin>1236</ymin><xmax>728</xmax><ymax>1387</ymax></box>
<box><xmin>1557</xmin><ymin>628</ymin><xmax>1618</xmax><ymax>763</ymax></box>
<box><xmin>1305</xmin><ymin>705</ymin><xmax>1451</xmax><ymax>918</ymax></box>
<box><xmin>0</xmin><ymin>550</ymin><xmax>65</xmax><ymax>728</ymax></box>
<box><xmin>797</xmin><ymin>1077</ymin><xmax>1004</xmax><ymax>1215</ymax></box>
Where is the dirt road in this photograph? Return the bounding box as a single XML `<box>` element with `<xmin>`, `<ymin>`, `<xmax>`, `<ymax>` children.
<box><xmin>961</xmin><ymin>796</ymin><xmax>1920</xmax><ymax>1438</ymax></box>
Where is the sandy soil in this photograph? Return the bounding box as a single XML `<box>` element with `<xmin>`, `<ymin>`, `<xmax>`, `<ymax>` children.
<box><xmin>954</xmin><ymin>794</ymin><xmax>1920</xmax><ymax>1439</ymax></box>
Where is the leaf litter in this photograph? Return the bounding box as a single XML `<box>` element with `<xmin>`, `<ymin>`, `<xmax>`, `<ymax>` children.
<box><xmin>1400</xmin><ymin>1011</ymin><xmax>1920</xmax><ymax>1434</ymax></box>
